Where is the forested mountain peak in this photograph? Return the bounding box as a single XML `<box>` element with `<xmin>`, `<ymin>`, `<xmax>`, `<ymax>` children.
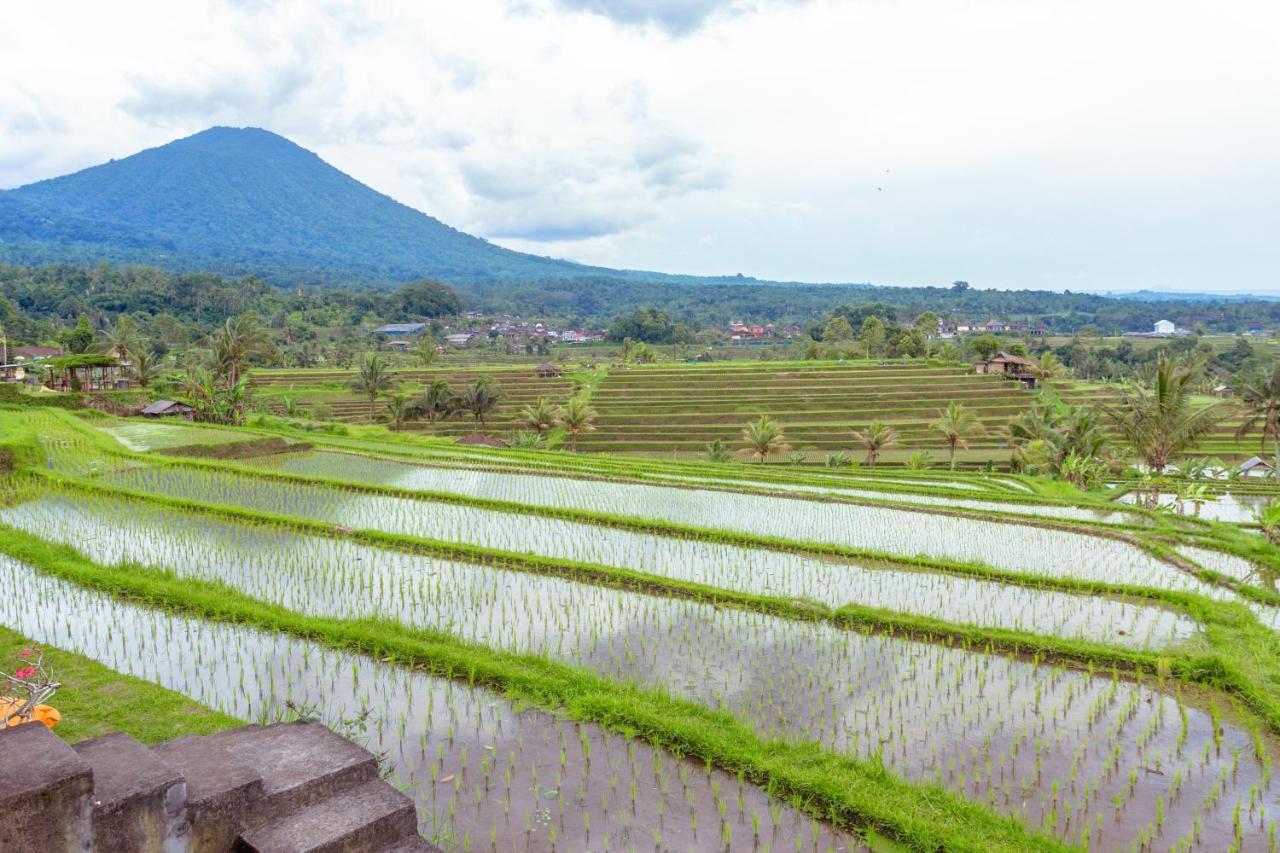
<box><xmin>0</xmin><ymin>126</ymin><xmax>607</xmax><ymax>285</ymax></box>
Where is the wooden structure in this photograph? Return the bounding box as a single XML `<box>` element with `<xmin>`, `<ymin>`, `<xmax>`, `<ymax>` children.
<box><xmin>141</xmin><ymin>400</ymin><xmax>194</xmax><ymax>419</ymax></box>
<box><xmin>974</xmin><ymin>351</ymin><xmax>1038</xmax><ymax>388</ymax></box>
<box><xmin>534</xmin><ymin>362</ymin><xmax>563</xmax><ymax>378</ymax></box>
<box><xmin>45</xmin><ymin>354</ymin><xmax>128</xmax><ymax>392</ymax></box>
<box><xmin>1240</xmin><ymin>456</ymin><xmax>1276</xmax><ymax>478</ymax></box>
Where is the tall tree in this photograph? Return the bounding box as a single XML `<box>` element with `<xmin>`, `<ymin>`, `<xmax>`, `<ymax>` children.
<box><xmin>741</xmin><ymin>415</ymin><xmax>790</xmax><ymax>464</ymax></box>
<box><xmin>212</xmin><ymin>314</ymin><xmax>269</xmax><ymax>386</ymax></box>
<box><xmin>555</xmin><ymin>398</ymin><xmax>598</xmax><ymax>451</ymax></box>
<box><xmin>520</xmin><ymin>397</ymin><xmax>558</xmax><ymax>435</ymax></box>
<box><xmin>93</xmin><ymin>315</ymin><xmax>142</xmax><ymax>362</ymax></box>
<box><xmin>932</xmin><ymin>401</ymin><xmax>986</xmax><ymax>470</ymax></box>
<box><xmin>415</xmin><ymin>378</ymin><xmax>456</xmax><ymax>424</ymax></box>
<box><xmin>128</xmin><ymin>348</ymin><xmax>163</xmax><ymax>388</ymax></box>
<box><xmin>414</xmin><ymin>334</ymin><xmax>439</xmax><ymax>369</ymax></box>
<box><xmin>1236</xmin><ymin>363</ymin><xmax>1280</xmax><ymax>460</ymax></box>
<box><xmin>1103</xmin><ymin>355</ymin><xmax>1223</xmax><ymax>472</ymax></box>
<box><xmin>349</xmin><ymin>353</ymin><xmax>395</xmax><ymax>421</ymax></box>
<box><xmin>852</xmin><ymin>420</ymin><xmax>900</xmax><ymax>468</ymax></box>
<box><xmin>460</xmin><ymin>377</ymin><xmax>502</xmax><ymax>427</ymax></box>
<box><xmin>385</xmin><ymin>393</ymin><xmax>411</xmax><ymax>432</ymax></box>
<box><xmin>858</xmin><ymin>316</ymin><xmax>886</xmax><ymax>358</ymax></box>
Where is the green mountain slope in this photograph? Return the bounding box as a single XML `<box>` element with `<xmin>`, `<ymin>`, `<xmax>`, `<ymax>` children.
<box><xmin>0</xmin><ymin>126</ymin><xmax>614</xmax><ymax>286</ymax></box>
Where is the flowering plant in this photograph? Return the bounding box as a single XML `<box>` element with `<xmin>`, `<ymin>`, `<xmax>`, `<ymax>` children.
<box><xmin>2</xmin><ymin>647</ymin><xmax>60</xmax><ymax>727</ymax></box>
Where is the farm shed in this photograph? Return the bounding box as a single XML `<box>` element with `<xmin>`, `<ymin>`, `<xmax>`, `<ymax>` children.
<box><xmin>141</xmin><ymin>399</ymin><xmax>194</xmax><ymax>419</ymax></box>
<box><xmin>1240</xmin><ymin>456</ymin><xmax>1276</xmax><ymax>478</ymax></box>
<box><xmin>534</xmin><ymin>362</ymin><xmax>563</xmax><ymax>378</ymax></box>
<box><xmin>974</xmin><ymin>352</ymin><xmax>1038</xmax><ymax>388</ymax></box>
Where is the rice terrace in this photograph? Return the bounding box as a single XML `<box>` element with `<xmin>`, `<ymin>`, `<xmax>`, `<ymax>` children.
<box><xmin>5</xmin><ymin>3</ymin><xmax>1280</xmax><ymax>850</ymax></box>
<box><xmin>5</xmin><ymin>357</ymin><xmax>1280</xmax><ymax>851</ymax></box>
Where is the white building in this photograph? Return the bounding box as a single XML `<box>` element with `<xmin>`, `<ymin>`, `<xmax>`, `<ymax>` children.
<box><xmin>1153</xmin><ymin>319</ymin><xmax>1176</xmax><ymax>335</ymax></box>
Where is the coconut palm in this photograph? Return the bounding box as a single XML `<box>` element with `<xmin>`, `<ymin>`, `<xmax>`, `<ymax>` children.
<box><xmin>413</xmin><ymin>378</ymin><xmax>456</xmax><ymax>424</ymax></box>
<box><xmin>1235</xmin><ymin>363</ymin><xmax>1280</xmax><ymax>460</ymax></box>
<box><xmin>519</xmin><ymin>397</ymin><xmax>558</xmax><ymax>435</ymax></box>
<box><xmin>385</xmin><ymin>393</ymin><xmax>411</xmax><ymax>432</ymax></box>
<box><xmin>931</xmin><ymin>401</ymin><xmax>986</xmax><ymax>470</ymax></box>
<box><xmin>555</xmin><ymin>397</ymin><xmax>598</xmax><ymax>450</ymax></box>
<box><xmin>705</xmin><ymin>439</ymin><xmax>733</xmax><ymax>463</ymax></box>
<box><xmin>460</xmin><ymin>377</ymin><xmax>503</xmax><ymax>426</ymax></box>
<box><xmin>852</xmin><ymin>420</ymin><xmax>899</xmax><ymax>468</ymax></box>
<box><xmin>212</xmin><ymin>314</ymin><xmax>270</xmax><ymax>386</ymax></box>
<box><xmin>1033</xmin><ymin>351</ymin><xmax>1066</xmax><ymax>381</ymax></box>
<box><xmin>414</xmin><ymin>334</ymin><xmax>439</xmax><ymax>368</ymax></box>
<box><xmin>349</xmin><ymin>353</ymin><xmax>395</xmax><ymax>421</ymax></box>
<box><xmin>1103</xmin><ymin>355</ymin><xmax>1223</xmax><ymax>473</ymax></box>
<box><xmin>127</xmin><ymin>348</ymin><xmax>163</xmax><ymax>388</ymax></box>
<box><xmin>741</xmin><ymin>415</ymin><xmax>789</xmax><ymax>464</ymax></box>
<box><xmin>92</xmin><ymin>315</ymin><xmax>142</xmax><ymax>362</ymax></box>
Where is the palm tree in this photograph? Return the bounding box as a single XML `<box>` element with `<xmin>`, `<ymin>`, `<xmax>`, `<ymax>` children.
<box><xmin>385</xmin><ymin>393</ymin><xmax>411</xmax><ymax>432</ymax></box>
<box><xmin>212</xmin><ymin>315</ymin><xmax>269</xmax><ymax>386</ymax></box>
<box><xmin>128</xmin><ymin>348</ymin><xmax>163</xmax><ymax>388</ymax></box>
<box><xmin>349</xmin><ymin>353</ymin><xmax>395</xmax><ymax>421</ymax></box>
<box><xmin>93</xmin><ymin>315</ymin><xmax>142</xmax><ymax>363</ymax></box>
<box><xmin>413</xmin><ymin>378</ymin><xmax>456</xmax><ymax>424</ymax></box>
<box><xmin>932</xmin><ymin>401</ymin><xmax>986</xmax><ymax>470</ymax></box>
<box><xmin>414</xmin><ymin>334</ymin><xmax>439</xmax><ymax>369</ymax></box>
<box><xmin>1033</xmin><ymin>351</ymin><xmax>1066</xmax><ymax>381</ymax></box>
<box><xmin>741</xmin><ymin>415</ymin><xmax>789</xmax><ymax>464</ymax></box>
<box><xmin>1236</xmin><ymin>363</ymin><xmax>1280</xmax><ymax>460</ymax></box>
<box><xmin>705</xmin><ymin>439</ymin><xmax>733</xmax><ymax>463</ymax></box>
<box><xmin>519</xmin><ymin>397</ymin><xmax>558</xmax><ymax>435</ymax></box>
<box><xmin>852</xmin><ymin>420</ymin><xmax>899</xmax><ymax>468</ymax></box>
<box><xmin>555</xmin><ymin>398</ymin><xmax>598</xmax><ymax>450</ymax></box>
<box><xmin>1103</xmin><ymin>355</ymin><xmax>1223</xmax><ymax>473</ymax></box>
<box><xmin>461</xmin><ymin>377</ymin><xmax>502</xmax><ymax>427</ymax></box>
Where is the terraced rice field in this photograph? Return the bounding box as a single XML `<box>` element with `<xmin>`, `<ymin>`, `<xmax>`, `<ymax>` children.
<box><xmin>250</xmin><ymin>366</ymin><xmax>576</xmax><ymax>435</ymax></box>
<box><xmin>254</xmin><ymin>361</ymin><xmax>1265</xmax><ymax>462</ymax></box>
<box><xmin>4</xmin><ymin>406</ymin><xmax>1280</xmax><ymax>850</ymax></box>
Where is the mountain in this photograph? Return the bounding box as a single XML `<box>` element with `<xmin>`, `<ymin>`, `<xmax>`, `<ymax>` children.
<box><xmin>0</xmin><ymin>126</ymin><xmax>629</xmax><ymax>286</ymax></box>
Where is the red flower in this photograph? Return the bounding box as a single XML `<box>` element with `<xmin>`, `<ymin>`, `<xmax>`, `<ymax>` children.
<box><xmin>13</xmin><ymin>666</ymin><xmax>37</xmax><ymax>679</ymax></box>
<box><xmin>18</xmin><ymin>649</ymin><xmax>32</xmax><ymax>659</ymax></box>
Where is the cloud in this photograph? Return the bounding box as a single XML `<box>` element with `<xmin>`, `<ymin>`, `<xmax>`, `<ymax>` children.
<box><xmin>120</xmin><ymin>63</ymin><xmax>313</xmax><ymax>127</ymax></box>
<box><xmin>551</xmin><ymin>0</ymin><xmax>806</xmax><ymax>35</ymax></box>
<box><xmin>457</xmin><ymin>130</ymin><xmax>726</xmax><ymax>241</ymax></box>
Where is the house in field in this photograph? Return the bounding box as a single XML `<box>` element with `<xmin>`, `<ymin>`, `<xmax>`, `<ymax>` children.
<box><xmin>1126</xmin><ymin>320</ymin><xmax>1189</xmax><ymax>339</ymax></box>
<box><xmin>974</xmin><ymin>351</ymin><xmax>1038</xmax><ymax>388</ymax></box>
<box><xmin>141</xmin><ymin>399</ymin><xmax>194</xmax><ymax>419</ymax></box>
<box><xmin>0</xmin><ymin>363</ymin><xmax>26</xmax><ymax>383</ymax></box>
<box><xmin>534</xmin><ymin>362</ymin><xmax>563</xmax><ymax>378</ymax></box>
<box><xmin>1240</xmin><ymin>456</ymin><xmax>1276</xmax><ymax>478</ymax></box>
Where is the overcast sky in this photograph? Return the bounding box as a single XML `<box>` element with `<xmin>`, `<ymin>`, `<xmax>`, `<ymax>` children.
<box><xmin>3</xmin><ymin>0</ymin><xmax>1278</xmax><ymax>293</ymax></box>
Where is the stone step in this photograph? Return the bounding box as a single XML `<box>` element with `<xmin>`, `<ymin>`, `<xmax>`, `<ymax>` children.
<box><xmin>380</xmin><ymin>837</ymin><xmax>442</xmax><ymax>853</ymax></box>
<box><xmin>71</xmin><ymin>732</ymin><xmax>187</xmax><ymax>852</ymax></box>
<box><xmin>0</xmin><ymin>722</ymin><xmax>93</xmax><ymax>853</ymax></box>
<box><xmin>202</xmin><ymin>721</ymin><xmax>379</xmax><ymax>818</ymax></box>
<box><xmin>236</xmin><ymin>777</ymin><xmax>419</xmax><ymax>853</ymax></box>
<box><xmin>151</xmin><ymin>731</ymin><xmax>265</xmax><ymax>852</ymax></box>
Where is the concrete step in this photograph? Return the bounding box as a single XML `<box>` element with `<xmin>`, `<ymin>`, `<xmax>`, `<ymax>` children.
<box><xmin>202</xmin><ymin>721</ymin><xmax>379</xmax><ymax>818</ymax></box>
<box><xmin>0</xmin><ymin>722</ymin><xmax>93</xmax><ymax>853</ymax></box>
<box><xmin>151</xmin><ymin>731</ymin><xmax>265</xmax><ymax>851</ymax></box>
<box><xmin>236</xmin><ymin>777</ymin><xmax>418</xmax><ymax>853</ymax></box>
<box><xmin>72</xmin><ymin>732</ymin><xmax>187</xmax><ymax>852</ymax></box>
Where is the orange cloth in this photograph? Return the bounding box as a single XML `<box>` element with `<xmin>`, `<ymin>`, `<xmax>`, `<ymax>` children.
<box><xmin>0</xmin><ymin>697</ymin><xmax>61</xmax><ymax>729</ymax></box>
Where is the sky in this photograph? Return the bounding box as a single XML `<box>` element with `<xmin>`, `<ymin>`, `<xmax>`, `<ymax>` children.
<box><xmin>2</xmin><ymin>0</ymin><xmax>1278</xmax><ymax>293</ymax></box>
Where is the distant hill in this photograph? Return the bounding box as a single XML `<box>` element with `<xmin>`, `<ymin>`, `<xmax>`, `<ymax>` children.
<box><xmin>0</xmin><ymin>126</ymin><xmax>648</xmax><ymax>286</ymax></box>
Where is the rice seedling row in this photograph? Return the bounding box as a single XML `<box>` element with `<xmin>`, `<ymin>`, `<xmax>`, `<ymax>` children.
<box><xmin>0</xmin><ymin>554</ymin><xmax>862</xmax><ymax>852</ymax></box>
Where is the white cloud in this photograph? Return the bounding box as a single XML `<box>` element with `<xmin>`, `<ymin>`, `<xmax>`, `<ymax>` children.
<box><xmin>1</xmin><ymin>0</ymin><xmax>1279</xmax><ymax>291</ymax></box>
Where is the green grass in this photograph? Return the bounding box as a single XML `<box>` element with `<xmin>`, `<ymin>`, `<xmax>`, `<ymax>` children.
<box><xmin>0</xmin><ymin>624</ymin><xmax>239</xmax><ymax>745</ymax></box>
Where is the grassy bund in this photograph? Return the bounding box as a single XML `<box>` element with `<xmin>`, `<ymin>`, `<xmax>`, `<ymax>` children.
<box><xmin>3</xmin><ymin>405</ymin><xmax>1280</xmax><ymax>850</ymax></box>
